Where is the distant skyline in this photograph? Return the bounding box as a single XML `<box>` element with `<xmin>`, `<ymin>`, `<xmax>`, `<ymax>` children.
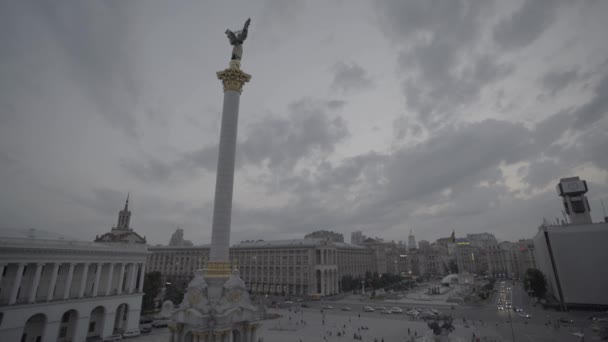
<box><xmin>1</xmin><ymin>1</ymin><xmax>607</xmax><ymax>246</ymax></box>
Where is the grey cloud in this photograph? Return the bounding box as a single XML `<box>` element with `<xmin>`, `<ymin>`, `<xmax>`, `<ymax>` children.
<box><xmin>240</xmin><ymin>99</ymin><xmax>349</xmax><ymax>170</ymax></box>
<box><xmin>326</xmin><ymin>99</ymin><xmax>346</xmax><ymax>110</ymax></box>
<box><xmin>121</xmin><ymin>158</ymin><xmax>175</xmax><ymax>183</ymax></box>
<box><xmin>539</xmin><ymin>68</ymin><xmax>580</xmax><ymax>95</ymax></box>
<box><xmin>331</xmin><ymin>62</ymin><xmax>373</xmax><ymax>92</ymax></box>
<box><xmin>573</xmin><ymin>73</ymin><xmax>608</xmax><ymax>128</ymax></box>
<box><xmin>493</xmin><ymin>0</ymin><xmax>561</xmax><ymax>50</ymax></box>
<box><xmin>381</xmin><ymin>119</ymin><xmax>531</xmax><ymax>204</ymax></box>
<box><xmin>376</xmin><ymin>1</ymin><xmax>512</xmax><ymax>126</ymax></box>
<box><xmin>11</xmin><ymin>1</ymin><xmax>140</xmax><ymax>136</ymax></box>
<box><xmin>523</xmin><ymin>159</ymin><xmax>567</xmax><ymax>190</ymax></box>
<box><xmin>234</xmin><ymin>119</ymin><xmax>534</xmax><ymax>238</ymax></box>
<box><xmin>123</xmin><ymin>98</ymin><xmax>349</xmax><ymax>183</ymax></box>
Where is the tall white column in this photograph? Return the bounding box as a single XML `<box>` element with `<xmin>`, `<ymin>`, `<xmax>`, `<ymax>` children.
<box><xmin>128</xmin><ymin>263</ymin><xmax>137</xmax><ymax>293</ymax></box>
<box><xmin>210</xmin><ymin>68</ymin><xmax>251</xmax><ymax>263</ymax></box>
<box><xmin>28</xmin><ymin>263</ymin><xmax>44</xmax><ymax>303</ymax></box>
<box><xmin>9</xmin><ymin>263</ymin><xmax>26</xmax><ymax>304</ymax></box>
<box><xmin>63</xmin><ymin>263</ymin><xmax>75</xmax><ymax>299</ymax></box>
<box><xmin>78</xmin><ymin>263</ymin><xmax>90</xmax><ymax>298</ymax></box>
<box><xmin>47</xmin><ymin>263</ymin><xmax>60</xmax><ymax>301</ymax></box>
<box><xmin>138</xmin><ymin>263</ymin><xmax>146</xmax><ymax>292</ymax></box>
<box><xmin>117</xmin><ymin>263</ymin><xmax>126</xmax><ymax>295</ymax></box>
<box><xmin>92</xmin><ymin>263</ymin><xmax>102</xmax><ymax>297</ymax></box>
<box><xmin>105</xmin><ymin>263</ymin><xmax>115</xmax><ymax>296</ymax></box>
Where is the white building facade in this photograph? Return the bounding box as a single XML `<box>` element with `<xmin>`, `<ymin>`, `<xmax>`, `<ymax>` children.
<box><xmin>0</xmin><ymin>237</ymin><xmax>148</xmax><ymax>342</ymax></box>
<box><xmin>147</xmin><ymin>239</ymin><xmax>375</xmax><ymax>296</ymax></box>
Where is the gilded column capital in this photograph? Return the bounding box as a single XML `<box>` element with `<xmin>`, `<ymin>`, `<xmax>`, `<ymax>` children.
<box><xmin>217</xmin><ymin>68</ymin><xmax>252</xmax><ymax>93</ymax></box>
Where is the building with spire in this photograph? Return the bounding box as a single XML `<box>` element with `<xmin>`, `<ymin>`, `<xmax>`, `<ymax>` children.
<box><xmin>95</xmin><ymin>195</ymin><xmax>146</xmax><ymax>244</ymax></box>
<box><xmin>407</xmin><ymin>229</ymin><xmax>417</xmax><ymax>250</ymax></box>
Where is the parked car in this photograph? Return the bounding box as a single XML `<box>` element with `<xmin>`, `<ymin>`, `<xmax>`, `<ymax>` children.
<box><xmin>140</xmin><ymin>324</ymin><xmax>152</xmax><ymax>333</ymax></box>
<box><xmin>406</xmin><ymin>309</ymin><xmax>419</xmax><ymax>316</ymax></box>
<box><xmin>390</xmin><ymin>307</ymin><xmax>403</xmax><ymax>314</ymax></box>
<box><xmin>375</xmin><ymin>306</ymin><xmax>386</xmax><ymax>311</ymax></box>
<box><xmin>301</xmin><ymin>303</ymin><xmax>310</xmax><ymax>308</ymax></box>
<box><xmin>341</xmin><ymin>306</ymin><xmax>352</xmax><ymax>311</ymax></box>
<box><xmin>380</xmin><ymin>309</ymin><xmax>392</xmax><ymax>314</ymax></box>
<box><xmin>123</xmin><ymin>330</ymin><xmax>141</xmax><ymax>338</ymax></box>
<box><xmin>559</xmin><ymin>317</ymin><xmax>575</xmax><ymax>324</ymax></box>
<box><xmin>102</xmin><ymin>335</ymin><xmax>123</xmax><ymax>341</ymax></box>
<box><xmin>363</xmin><ymin>306</ymin><xmax>375</xmax><ymax>312</ymax></box>
<box><xmin>152</xmin><ymin>320</ymin><xmax>170</xmax><ymax>328</ymax></box>
<box><xmin>322</xmin><ymin>305</ymin><xmax>334</xmax><ymax>309</ymax></box>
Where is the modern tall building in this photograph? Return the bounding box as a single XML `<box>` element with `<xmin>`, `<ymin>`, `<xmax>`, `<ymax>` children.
<box><xmin>168</xmin><ymin>228</ymin><xmax>193</xmax><ymax>247</ymax></box>
<box><xmin>533</xmin><ymin>177</ymin><xmax>608</xmax><ymax>310</ymax></box>
<box><xmin>0</xmin><ymin>234</ymin><xmax>147</xmax><ymax>342</ymax></box>
<box><xmin>350</xmin><ymin>231</ymin><xmax>363</xmax><ymax>245</ymax></box>
<box><xmin>407</xmin><ymin>229</ymin><xmax>417</xmax><ymax>250</ymax></box>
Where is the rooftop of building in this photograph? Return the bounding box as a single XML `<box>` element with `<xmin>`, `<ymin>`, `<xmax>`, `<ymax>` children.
<box><xmin>0</xmin><ymin>235</ymin><xmax>147</xmax><ymax>253</ymax></box>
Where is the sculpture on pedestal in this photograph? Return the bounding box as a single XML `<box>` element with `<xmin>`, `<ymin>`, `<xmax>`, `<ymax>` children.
<box><xmin>225</xmin><ymin>18</ymin><xmax>251</xmax><ymax>70</ymax></box>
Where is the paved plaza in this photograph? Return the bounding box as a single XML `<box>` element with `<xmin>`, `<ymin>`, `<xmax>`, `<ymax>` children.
<box><xmin>128</xmin><ymin>304</ymin><xmax>593</xmax><ymax>342</ymax></box>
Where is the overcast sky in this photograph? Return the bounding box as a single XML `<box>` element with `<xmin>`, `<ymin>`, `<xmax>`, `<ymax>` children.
<box><xmin>1</xmin><ymin>0</ymin><xmax>607</xmax><ymax>246</ymax></box>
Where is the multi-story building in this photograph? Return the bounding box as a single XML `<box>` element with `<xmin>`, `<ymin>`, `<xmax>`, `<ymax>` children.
<box><xmin>533</xmin><ymin>177</ymin><xmax>608</xmax><ymax>310</ymax></box>
<box><xmin>455</xmin><ymin>243</ymin><xmax>481</xmax><ymax>275</ymax></box>
<box><xmin>360</xmin><ymin>238</ymin><xmax>388</xmax><ymax>275</ymax></box>
<box><xmin>385</xmin><ymin>242</ymin><xmax>409</xmax><ymax>275</ymax></box>
<box><xmin>304</xmin><ymin>230</ymin><xmax>344</xmax><ymax>243</ymax></box>
<box><xmin>407</xmin><ymin>229</ymin><xmax>417</xmax><ymax>250</ymax></box>
<box><xmin>418</xmin><ymin>242</ymin><xmax>447</xmax><ymax>277</ymax></box>
<box><xmin>0</xmin><ymin>235</ymin><xmax>147</xmax><ymax>342</ymax></box>
<box><xmin>147</xmin><ymin>239</ymin><xmax>374</xmax><ymax>296</ymax></box>
<box><xmin>350</xmin><ymin>231</ymin><xmax>363</xmax><ymax>245</ymax></box>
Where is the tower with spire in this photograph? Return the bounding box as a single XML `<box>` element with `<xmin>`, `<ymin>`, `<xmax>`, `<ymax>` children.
<box><xmin>117</xmin><ymin>193</ymin><xmax>132</xmax><ymax>230</ymax></box>
<box><xmin>95</xmin><ymin>194</ymin><xmax>146</xmax><ymax>244</ymax></box>
<box><xmin>407</xmin><ymin>228</ymin><xmax>417</xmax><ymax>250</ymax></box>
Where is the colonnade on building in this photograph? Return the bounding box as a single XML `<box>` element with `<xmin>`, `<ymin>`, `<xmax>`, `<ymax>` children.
<box><xmin>0</xmin><ymin>261</ymin><xmax>145</xmax><ymax>306</ymax></box>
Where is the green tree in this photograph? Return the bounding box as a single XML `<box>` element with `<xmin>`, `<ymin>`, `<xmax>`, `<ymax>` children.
<box><xmin>164</xmin><ymin>282</ymin><xmax>185</xmax><ymax>304</ymax></box>
<box><xmin>448</xmin><ymin>260</ymin><xmax>459</xmax><ymax>274</ymax></box>
<box><xmin>141</xmin><ymin>272</ymin><xmax>163</xmax><ymax>313</ymax></box>
<box><xmin>523</xmin><ymin>268</ymin><xmax>547</xmax><ymax>299</ymax></box>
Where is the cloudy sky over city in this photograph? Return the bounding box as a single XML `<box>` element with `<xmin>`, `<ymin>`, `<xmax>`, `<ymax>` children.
<box><xmin>1</xmin><ymin>0</ymin><xmax>607</xmax><ymax>245</ymax></box>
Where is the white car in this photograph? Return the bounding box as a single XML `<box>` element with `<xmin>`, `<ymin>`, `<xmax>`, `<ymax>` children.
<box><xmin>390</xmin><ymin>307</ymin><xmax>403</xmax><ymax>313</ymax></box>
<box><xmin>407</xmin><ymin>309</ymin><xmax>419</xmax><ymax>316</ymax></box>
<box><xmin>363</xmin><ymin>306</ymin><xmax>375</xmax><ymax>312</ymax></box>
<box><xmin>122</xmin><ymin>330</ymin><xmax>141</xmax><ymax>338</ymax></box>
<box><xmin>380</xmin><ymin>309</ymin><xmax>392</xmax><ymax>314</ymax></box>
<box><xmin>341</xmin><ymin>306</ymin><xmax>352</xmax><ymax>311</ymax></box>
<box><xmin>322</xmin><ymin>305</ymin><xmax>333</xmax><ymax>309</ymax></box>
